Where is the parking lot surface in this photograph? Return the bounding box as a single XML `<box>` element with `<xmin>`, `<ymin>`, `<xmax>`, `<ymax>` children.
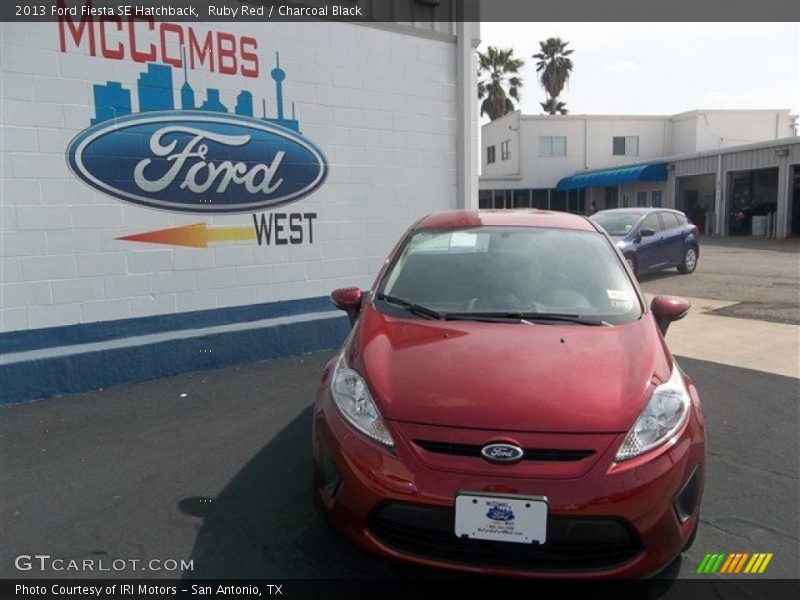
<box><xmin>1</xmin><ymin>350</ymin><xmax>798</xmax><ymax>583</ymax></box>
<box><xmin>638</xmin><ymin>237</ymin><xmax>799</xmax><ymax>325</ymax></box>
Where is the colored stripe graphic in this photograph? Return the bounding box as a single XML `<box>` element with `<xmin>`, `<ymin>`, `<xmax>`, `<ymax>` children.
<box><xmin>701</xmin><ymin>552</ymin><xmax>774</xmax><ymax>575</ymax></box>
<box><xmin>734</xmin><ymin>553</ymin><xmax>749</xmax><ymax>573</ymax></box>
<box><xmin>720</xmin><ymin>553</ymin><xmax>736</xmax><ymax>573</ymax></box>
<box><xmin>727</xmin><ymin>553</ymin><xmax>741</xmax><ymax>573</ymax></box>
<box><xmin>744</xmin><ymin>554</ymin><xmax>760</xmax><ymax>573</ymax></box>
<box><xmin>118</xmin><ymin>223</ymin><xmax>256</xmax><ymax>248</ymax></box>
<box><xmin>728</xmin><ymin>552</ymin><xmax>742</xmax><ymax>573</ymax></box>
<box><xmin>697</xmin><ymin>553</ymin><xmax>712</xmax><ymax>573</ymax></box>
<box><xmin>723</xmin><ymin>553</ymin><xmax>739</xmax><ymax>573</ymax></box>
<box><xmin>698</xmin><ymin>553</ymin><xmax>723</xmax><ymax>573</ymax></box>
<box><xmin>710</xmin><ymin>553</ymin><xmax>726</xmax><ymax>573</ymax></box>
<box><xmin>758</xmin><ymin>553</ymin><xmax>773</xmax><ymax>573</ymax></box>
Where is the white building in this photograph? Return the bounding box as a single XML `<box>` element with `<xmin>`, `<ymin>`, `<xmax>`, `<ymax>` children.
<box><xmin>0</xmin><ymin>11</ymin><xmax>480</xmax><ymax>402</ymax></box>
<box><xmin>479</xmin><ymin>109</ymin><xmax>799</xmax><ymax>238</ymax></box>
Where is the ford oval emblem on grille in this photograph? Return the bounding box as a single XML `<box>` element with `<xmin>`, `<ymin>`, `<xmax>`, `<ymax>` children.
<box><xmin>481</xmin><ymin>443</ymin><xmax>524</xmax><ymax>463</ymax></box>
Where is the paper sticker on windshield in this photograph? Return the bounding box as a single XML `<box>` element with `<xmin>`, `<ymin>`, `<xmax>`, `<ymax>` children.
<box><xmin>607</xmin><ymin>290</ymin><xmax>631</xmax><ymax>301</ymax></box>
<box><xmin>450</xmin><ymin>232</ymin><xmax>477</xmax><ymax>247</ymax></box>
<box><xmin>607</xmin><ymin>289</ymin><xmax>634</xmax><ymax>309</ymax></box>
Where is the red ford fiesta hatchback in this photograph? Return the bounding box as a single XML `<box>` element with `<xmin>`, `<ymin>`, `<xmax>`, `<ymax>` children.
<box><xmin>312</xmin><ymin>210</ymin><xmax>705</xmax><ymax>578</ymax></box>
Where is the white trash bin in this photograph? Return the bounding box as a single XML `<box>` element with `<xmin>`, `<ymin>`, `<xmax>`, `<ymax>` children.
<box><xmin>751</xmin><ymin>215</ymin><xmax>767</xmax><ymax>236</ymax></box>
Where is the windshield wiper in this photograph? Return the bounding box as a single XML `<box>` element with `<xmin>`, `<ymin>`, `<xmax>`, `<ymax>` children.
<box><xmin>525</xmin><ymin>312</ymin><xmax>612</xmax><ymax>326</ymax></box>
<box><xmin>374</xmin><ymin>293</ymin><xmax>445</xmax><ymax>320</ymax></box>
<box><xmin>444</xmin><ymin>311</ymin><xmax>611</xmax><ymax>326</ymax></box>
<box><xmin>444</xmin><ymin>313</ymin><xmax>529</xmax><ymax>324</ymax></box>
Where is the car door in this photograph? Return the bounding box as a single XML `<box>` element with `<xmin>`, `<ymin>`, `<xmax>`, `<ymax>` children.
<box><xmin>659</xmin><ymin>212</ymin><xmax>685</xmax><ymax>265</ymax></box>
<box><xmin>634</xmin><ymin>213</ymin><xmax>666</xmax><ymax>272</ymax></box>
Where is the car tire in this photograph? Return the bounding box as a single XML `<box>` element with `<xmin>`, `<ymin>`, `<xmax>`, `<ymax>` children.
<box><xmin>677</xmin><ymin>246</ymin><xmax>698</xmax><ymax>274</ymax></box>
<box><xmin>625</xmin><ymin>254</ymin><xmax>638</xmax><ymax>277</ymax></box>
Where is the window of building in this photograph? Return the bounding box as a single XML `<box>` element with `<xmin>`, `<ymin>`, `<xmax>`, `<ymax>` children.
<box><xmin>651</xmin><ymin>190</ymin><xmax>663</xmax><ymax>207</ymax></box>
<box><xmin>636</xmin><ymin>191</ymin><xmax>647</xmax><ymax>207</ymax></box>
<box><xmin>513</xmin><ymin>189</ymin><xmax>531</xmax><ymax>207</ymax></box>
<box><xmin>494</xmin><ymin>191</ymin><xmax>508</xmax><ymax>209</ymax></box>
<box><xmin>532</xmin><ymin>189</ymin><xmax>549</xmax><ymax>209</ymax></box>
<box><xmin>538</xmin><ymin>136</ymin><xmax>567</xmax><ymax>157</ymax></box>
<box><xmin>612</xmin><ymin>136</ymin><xmax>639</xmax><ymax>156</ymax></box>
<box><xmin>551</xmin><ymin>190</ymin><xmax>568</xmax><ymax>211</ymax></box>
<box><xmin>574</xmin><ymin>189</ymin><xmax>587</xmax><ymax>214</ymax></box>
<box><xmin>604</xmin><ymin>187</ymin><xmax>619</xmax><ymax>209</ymax></box>
<box><xmin>501</xmin><ymin>140</ymin><xmax>511</xmax><ymax>160</ymax></box>
<box><xmin>487</xmin><ymin>145</ymin><xmax>496</xmax><ymax>164</ymax></box>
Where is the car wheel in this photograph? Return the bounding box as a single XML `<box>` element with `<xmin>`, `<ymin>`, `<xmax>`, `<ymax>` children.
<box><xmin>625</xmin><ymin>254</ymin><xmax>638</xmax><ymax>276</ymax></box>
<box><xmin>678</xmin><ymin>246</ymin><xmax>698</xmax><ymax>274</ymax></box>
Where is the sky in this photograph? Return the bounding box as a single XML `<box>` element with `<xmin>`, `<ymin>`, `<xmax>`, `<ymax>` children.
<box><xmin>478</xmin><ymin>22</ymin><xmax>799</xmax><ymax>119</ymax></box>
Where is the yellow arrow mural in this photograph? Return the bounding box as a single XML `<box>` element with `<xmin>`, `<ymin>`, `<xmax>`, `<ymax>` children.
<box><xmin>117</xmin><ymin>223</ymin><xmax>256</xmax><ymax>248</ymax></box>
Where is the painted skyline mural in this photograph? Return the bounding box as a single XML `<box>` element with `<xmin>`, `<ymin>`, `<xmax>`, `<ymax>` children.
<box><xmin>90</xmin><ymin>51</ymin><xmax>300</xmax><ymax>132</ymax></box>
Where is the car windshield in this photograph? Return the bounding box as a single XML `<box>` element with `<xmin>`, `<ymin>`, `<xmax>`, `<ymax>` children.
<box><xmin>376</xmin><ymin>226</ymin><xmax>642</xmax><ymax>325</ymax></box>
<box><xmin>591</xmin><ymin>212</ymin><xmax>642</xmax><ymax>236</ymax></box>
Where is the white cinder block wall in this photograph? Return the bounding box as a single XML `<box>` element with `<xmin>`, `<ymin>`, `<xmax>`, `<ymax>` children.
<box><xmin>1</xmin><ymin>21</ymin><xmax>461</xmax><ymax>333</ymax></box>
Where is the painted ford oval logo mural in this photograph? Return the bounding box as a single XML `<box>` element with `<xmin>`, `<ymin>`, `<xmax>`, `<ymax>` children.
<box><xmin>67</xmin><ymin>111</ymin><xmax>328</xmax><ymax>214</ymax></box>
<box><xmin>481</xmin><ymin>443</ymin><xmax>525</xmax><ymax>463</ymax></box>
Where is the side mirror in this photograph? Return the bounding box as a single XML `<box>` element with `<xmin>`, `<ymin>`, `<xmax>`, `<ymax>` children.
<box><xmin>635</xmin><ymin>228</ymin><xmax>656</xmax><ymax>242</ymax></box>
<box><xmin>651</xmin><ymin>295</ymin><xmax>691</xmax><ymax>335</ymax></box>
<box><xmin>331</xmin><ymin>287</ymin><xmax>363</xmax><ymax>326</ymax></box>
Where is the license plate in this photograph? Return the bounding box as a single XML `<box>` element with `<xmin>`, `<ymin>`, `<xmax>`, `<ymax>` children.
<box><xmin>455</xmin><ymin>492</ymin><xmax>547</xmax><ymax>544</ymax></box>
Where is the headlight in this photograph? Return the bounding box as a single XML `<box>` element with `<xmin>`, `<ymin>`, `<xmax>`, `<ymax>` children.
<box><xmin>615</xmin><ymin>363</ymin><xmax>690</xmax><ymax>461</ymax></box>
<box><xmin>615</xmin><ymin>240</ymin><xmax>626</xmax><ymax>248</ymax></box>
<box><xmin>330</xmin><ymin>353</ymin><xmax>394</xmax><ymax>447</ymax></box>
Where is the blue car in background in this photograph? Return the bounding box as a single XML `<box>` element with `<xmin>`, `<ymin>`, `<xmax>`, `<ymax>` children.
<box><xmin>591</xmin><ymin>208</ymin><xmax>700</xmax><ymax>276</ymax></box>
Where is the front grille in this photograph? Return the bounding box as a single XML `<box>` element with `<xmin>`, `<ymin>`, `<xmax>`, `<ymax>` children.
<box><xmin>414</xmin><ymin>440</ymin><xmax>594</xmax><ymax>462</ymax></box>
<box><xmin>368</xmin><ymin>503</ymin><xmax>641</xmax><ymax>572</ymax></box>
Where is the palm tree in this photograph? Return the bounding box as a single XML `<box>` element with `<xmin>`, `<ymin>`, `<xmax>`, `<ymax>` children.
<box><xmin>533</xmin><ymin>38</ymin><xmax>574</xmax><ymax>115</ymax></box>
<box><xmin>540</xmin><ymin>98</ymin><xmax>568</xmax><ymax>115</ymax></box>
<box><xmin>477</xmin><ymin>46</ymin><xmax>525</xmax><ymax>121</ymax></box>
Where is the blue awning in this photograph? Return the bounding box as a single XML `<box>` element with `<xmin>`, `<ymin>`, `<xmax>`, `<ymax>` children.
<box><xmin>556</xmin><ymin>163</ymin><xmax>668</xmax><ymax>191</ymax></box>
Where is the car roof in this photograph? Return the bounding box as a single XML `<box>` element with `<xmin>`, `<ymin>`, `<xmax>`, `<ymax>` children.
<box><xmin>415</xmin><ymin>210</ymin><xmax>597</xmax><ymax>232</ymax></box>
<box><xmin>593</xmin><ymin>208</ymin><xmax>684</xmax><ymax>217</ymax></box>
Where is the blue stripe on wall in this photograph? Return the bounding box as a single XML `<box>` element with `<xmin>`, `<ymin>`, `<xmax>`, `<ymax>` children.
<box><xmin>1</xmin><ymin>313</ymin><xmax>349</xmax><ymax>404</ymax></box>
<box><xmin>0</xmin><ymin>296</ymin><xmax>334</xmax><ymax>354</ymax></box>
<box><xmin>0</xmin><ymin>298</ymin><xmax>351</xmax><ymax>405</ymax></box>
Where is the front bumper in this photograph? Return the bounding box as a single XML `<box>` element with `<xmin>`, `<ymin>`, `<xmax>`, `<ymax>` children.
<box><xmin>312</xmin><ymin>378</ymin><xmax>705</xmax><ymax>579</ymax></box>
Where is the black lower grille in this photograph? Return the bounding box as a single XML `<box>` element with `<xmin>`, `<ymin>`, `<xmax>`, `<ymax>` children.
<box><xmin>415</xmin><ymin>440</ymin><xmax>594</xmax><ymax>462</ymax></box>
<box><xmin>368</xmin><ymin>503</ymin><xmax>641</xmax><ymax>572</ymax></box>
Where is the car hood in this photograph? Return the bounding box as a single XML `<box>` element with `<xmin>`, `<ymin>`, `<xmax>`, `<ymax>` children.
<box><xmin>346</xmin><ymin>304</ymin><xmax>672</xmax><ymax>433</ymax></box>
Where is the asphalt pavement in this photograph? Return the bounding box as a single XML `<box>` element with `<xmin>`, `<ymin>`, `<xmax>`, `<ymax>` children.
<box><xmin>638</xmin><ymin>237</ymin><xmax>799</xmax><ymax>325</ymax></box>
<box><xmin>1</xmin><ymin>350</ymin><xmax>798</xmax><ymax>585</ymax></box>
